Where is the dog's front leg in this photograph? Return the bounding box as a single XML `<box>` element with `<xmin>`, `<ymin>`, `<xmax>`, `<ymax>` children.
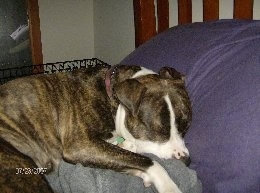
<box><xmin>62</xmin><ymin>138</ymin><xmax>182</xmax><ymax>193</ymax></box>
<box><xmin>118</xmin><ymin>139</ymin><xmax>137</xmax><ymax>153</ymax></box>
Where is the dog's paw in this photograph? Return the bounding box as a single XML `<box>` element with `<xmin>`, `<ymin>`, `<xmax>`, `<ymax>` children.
<box><xmin>163</xmin><ymin>191</ymin><xmax>182</xmax><ymax>193</ymax></box>
<box><xmin>158</xmin><ymin>179</ymin><xmax>183</xmax><ymax>193</ymax></box>
<box><xmin>146</xmin><ymin>161</ymin><xmax>182</xmax><ymax>193</ymax></box>
<box><xmin>156</xmin><ymin>179</ymin><xmax>183</xmax><ymax>193</ymax></box>
<box><xmin>118</xmin><ymin>140</ymin><xmax>137</xmax><ymax>153</ymax></box>
<box><xmin>140</xmin><ymin>173</ymin><xmax>152</xmax><ymax>187</ymax></box>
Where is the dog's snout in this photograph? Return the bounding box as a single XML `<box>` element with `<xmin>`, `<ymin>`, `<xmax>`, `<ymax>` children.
<box><xmin>180</xmin><ymin>154</ymin><xmax>191</xmax><ymax>166</ymax></box>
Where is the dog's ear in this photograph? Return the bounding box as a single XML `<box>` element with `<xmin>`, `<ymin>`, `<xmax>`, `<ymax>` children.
<box><xmin>159</xmin><ymin>67</ymin><xmax>185</xmax><ymax>81</ymax></box>
<box><xmin>114</xmin><ymin>79</ymin><xmax>147</xmax><ymax>116</ymax></box>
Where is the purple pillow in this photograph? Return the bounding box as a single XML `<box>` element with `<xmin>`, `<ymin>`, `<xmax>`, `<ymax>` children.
<box><xmin>121</xmin><ymin>20</ymin><xmax>260</xmax><ymax>193</ymax></box>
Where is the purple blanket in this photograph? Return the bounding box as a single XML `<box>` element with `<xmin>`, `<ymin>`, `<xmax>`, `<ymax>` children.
<box><xmin>122</xmin><ymin>20</ymin><xmax>260</xmax><ymax>193</ymax></box>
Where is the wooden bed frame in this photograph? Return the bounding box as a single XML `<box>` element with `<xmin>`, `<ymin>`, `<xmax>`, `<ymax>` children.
<box><xmin>26</xmin><ymin>0</ymin><xmax>43</xmax><ymax>65</ymax></box>
<box><xmin>133</xmin><ymin>0</ymin><xmax>254</xmax><ymax>47</ymax></box>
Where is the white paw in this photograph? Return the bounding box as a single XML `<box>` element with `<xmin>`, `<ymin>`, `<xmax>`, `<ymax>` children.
<box><xmin>152</xmin><ymin>180</ymin><xmax>182</xmax><ymax>193</ymax></box>
<box><xmin>140</xmin><ymin>173</ymin><xmax>152</xmax><ymax>187</ymax></box>
<box><xmin>146</xmin><ymin>161</ymin><xmax>182</xmax><ymax>193</ymax></box>
<box><xmin>164</xmin><ymin>191</ymin><xmax>182</xmax><ymax>193</ymax></box>
<box><xmin>162</xmin><ymin>185</ymin><xmax>182</xmax><ymax>193</ymax></box>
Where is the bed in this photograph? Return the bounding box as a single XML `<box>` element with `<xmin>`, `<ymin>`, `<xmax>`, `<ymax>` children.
<box><xmin>121</xmin><ymin>0</ymin><xmax>260</xmax><ymax>193</ymax></box>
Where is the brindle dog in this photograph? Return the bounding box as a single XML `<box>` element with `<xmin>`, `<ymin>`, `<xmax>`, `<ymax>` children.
<box><xmin>0</xmin><ymin>65</ymin><xmax>191</xmax><ymax>193</ymax></box>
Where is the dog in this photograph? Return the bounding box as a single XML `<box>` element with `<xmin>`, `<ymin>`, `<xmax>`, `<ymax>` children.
<box><xmin>0</xmin><ymin>64</ymin><xmax>192</xmax><ymax>193</ymax></box>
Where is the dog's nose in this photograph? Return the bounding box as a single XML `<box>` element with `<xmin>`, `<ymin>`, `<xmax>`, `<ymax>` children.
<box><xmin>180</xmin><ymin>154</ymin><xmax>191</xmax><ymax>166</ymax></box>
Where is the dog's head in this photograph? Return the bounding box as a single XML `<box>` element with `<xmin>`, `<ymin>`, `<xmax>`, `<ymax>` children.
<box><xmin>109</xmin><ymin>65</ymin><xmax>192</xmax><ymax>164</ymax></box>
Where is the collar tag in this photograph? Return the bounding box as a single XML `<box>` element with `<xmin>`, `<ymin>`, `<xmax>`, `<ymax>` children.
<box><xmin>116</xmin><ymin>137</ymin><xmax>125</xmax><ymax>144</ymax></box>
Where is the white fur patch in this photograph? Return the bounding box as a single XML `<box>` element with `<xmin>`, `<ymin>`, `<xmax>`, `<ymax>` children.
<box><xmin>131</xmin><ymin>67</ymin><xmax>157</xmax><ymax>78</ymax></box>
<box><xmin>139</xmin><ymin>161</ymin><xmax>182</xmax><ymax>193</ymax></box>
<box><xmin>163</xmin><ymin>94</ymin><xmax>189</xmax><ymax>159</ymax></box>
<box><xmin>115</xmin><ymin>104</ymin><xmax>135</xmax><ymax>141</ymax></box>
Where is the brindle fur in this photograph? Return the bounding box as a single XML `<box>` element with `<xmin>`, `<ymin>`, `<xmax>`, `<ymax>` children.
<box><xmin>0</xmin><ymin>65</ymin><xmax>191</xmax><ymax>191</ymax></box>
<box><xmin>0</xmin><ymin>138</ymin><xmax>53</xmax><ymax>193</ymax></box>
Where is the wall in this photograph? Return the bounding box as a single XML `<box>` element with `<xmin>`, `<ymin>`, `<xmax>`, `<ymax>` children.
<box><xmin>38</xmin><ymin>0</ymin><xmax>260</xmax><ymax>65</ymax></box>
<box><xmin>95</xmin><ymin>0</ymin><xmax>260</xmax><ymax>64</ymax></box>
<box><xmin>94</xmin><ymin>0</ymin><xmax>135</xmax><ymax>65</ymax></box>
<box><xmin>38</xmin><ymin>0</ymin><xmax>94</xmax><ymax>63</ymax></box>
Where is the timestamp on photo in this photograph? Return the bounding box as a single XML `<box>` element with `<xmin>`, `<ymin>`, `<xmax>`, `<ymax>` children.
<box><xmin>15</xmin><ymin>167</ymin><xmax>47</xmax><ymax>175</ymax></box>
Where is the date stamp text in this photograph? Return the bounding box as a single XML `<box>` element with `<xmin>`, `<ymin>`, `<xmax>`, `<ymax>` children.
<box><xmin>16</xmin><ymin>167</ymin><xmax>47</xmax><ymax>175</ymax></box>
